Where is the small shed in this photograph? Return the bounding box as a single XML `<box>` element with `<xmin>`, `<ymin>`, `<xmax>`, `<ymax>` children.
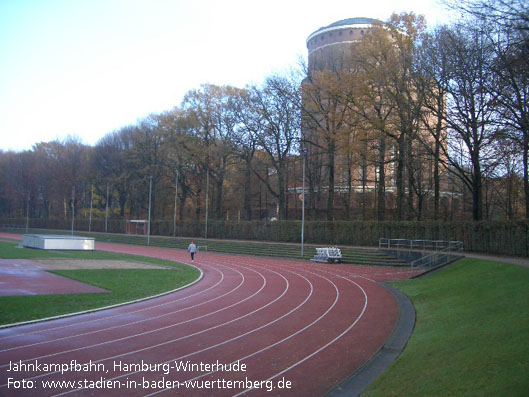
<box><xmin>126</xmin><ymin>220</ymin><xmax>148</xmax><ymax>235</ymax></box>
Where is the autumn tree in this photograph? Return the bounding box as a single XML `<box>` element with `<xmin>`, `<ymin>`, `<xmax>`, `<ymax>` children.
<box><xmin>0</xmin><ymin>151</ymin><xmax>35</xmax><ymax>218</ymax></box>
<box><xmin>92</xmin><ymin>126</ymin><xmax>136</xmax><ymax>217</ymax></box>
<box><xmin>231</xmin><ymin>88</ymin><xmax>261</xmax><ymax>220</ymax></box>
<box><xmin>183</xmin><ymin>84</ymin><xmax>239</xmax><ymax>220</ymax></box>
<box><xmin>346</xmin><ymin>21</ymin><xmax>396</xmax><ymax>221</ymax></box>
<box><xmin>301</xmin><ymin>68</ymin><xmax>359</xmax><ymax>220</ymax></box>
<box><xmin>415</xmin><ymin>26</ymin><xmax>453</xmax><ymax>220</ymax></box>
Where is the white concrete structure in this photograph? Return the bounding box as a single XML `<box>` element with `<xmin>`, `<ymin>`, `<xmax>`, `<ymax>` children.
<box><xmin>22</xmin><ymin>235</ymin><xmax>95</xmax><ymax>250</ymax></box>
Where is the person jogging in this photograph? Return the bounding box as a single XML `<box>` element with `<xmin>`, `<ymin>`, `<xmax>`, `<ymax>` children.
<box><xmin>188</xmin><ymin>241</ymin><xmax>197</xmax><ymax>262</ymax></box>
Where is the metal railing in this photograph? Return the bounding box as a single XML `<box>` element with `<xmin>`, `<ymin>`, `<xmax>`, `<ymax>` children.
<box><xmin>378</xmin><ymin>238</ymin><xmax>464</xmax><ymax>277</ymax></box>
<box><xmin>409</xmin><ymin>245</ymin><xmax>464</xmax><ymax>276</ymax></box>
<box><xmin>379</xmin><ymin>238</ymin><xmax>463</xmax><ymax>252</ymax></box>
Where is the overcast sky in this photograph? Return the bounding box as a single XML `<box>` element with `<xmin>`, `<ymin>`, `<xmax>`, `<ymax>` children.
<box><xmin>0</xmin><ymin>0</ymin><xmax>455</xmax><ymax>152</ymax></box>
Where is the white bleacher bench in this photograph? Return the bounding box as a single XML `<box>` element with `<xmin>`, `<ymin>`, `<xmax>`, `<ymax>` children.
<box><xmin>312</xmin><ymin>247</ymin><xmax>342</xmax><ymax>263</ymax></box>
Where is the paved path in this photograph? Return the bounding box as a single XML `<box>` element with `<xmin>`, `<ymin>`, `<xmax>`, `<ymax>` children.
<box><xmin>462</xmin><ymin>252</ymin><xmax>529</xmax><ymax>267</ymax></box>
<box><xmin>0</xmin><ymin>239</ymin><xmax>412</xmax><ymax>396</ymax></box>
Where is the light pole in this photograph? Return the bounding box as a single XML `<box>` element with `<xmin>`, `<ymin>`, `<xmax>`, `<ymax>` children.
<box><xmin>300</xmin><ymin>148</ymin><xmax>308</xmax><ymax>256</ymax></box>
<box><xmin>147</xmin><ymin>175</ymin><xmax>153</xmax><ymax>246</ymax></box>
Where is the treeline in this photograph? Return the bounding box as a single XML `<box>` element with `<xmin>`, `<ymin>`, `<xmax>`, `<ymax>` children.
<box><xmin>0</xmin><ymin>78</ymin><xmax>302</xmax><ymax>223</ymax></box>
<box><xmin>0</xmin><ymin>2</ymin><xmax>527</xmax><ymax>225</ymax></box>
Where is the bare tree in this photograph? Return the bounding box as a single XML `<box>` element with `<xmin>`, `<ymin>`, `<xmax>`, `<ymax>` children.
<box><xmin>250</xmin><ymin>76</ymin><xmax>301</xmax><ymax>220</ymax></box>
<box><xmin>445</xmin><ymin>0</ymin><xmax>529</xmax><ymax>36</ymax></box>
<box><xmin>231</xmin><ymin>88</ymin><xmax>261</xmax><ymax>220</ymax></box>
<box><xmin>440</xmin><ymin>23</ymin><xmax>500</xmax><ymax>220</ymax></box>
<box><xmin>183</xmin><ymin>85</ymin><xmax>239</xmax><ymax>220</ymax></box>
<box><xmin>301</xmin><ymin>69</ymin><xmax>357</xmax><ymax>220</ymax></box>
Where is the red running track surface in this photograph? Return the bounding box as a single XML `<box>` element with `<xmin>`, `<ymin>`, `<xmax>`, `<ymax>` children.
<box><xmin>0</xmin><ymin>238</ymin><xmax>412</xmax><ymax>396</ymax></box>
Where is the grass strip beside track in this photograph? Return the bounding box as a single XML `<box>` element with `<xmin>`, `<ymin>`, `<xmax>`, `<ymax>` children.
<box><xmin>364</xmin><ymin>258</ymin><xmax>529</xmax><ymax>396</ymax></box>
<box><xmin>0</xmin><ymin>242</ymin><xmax>200</xmax><ymax>325</ymax></box>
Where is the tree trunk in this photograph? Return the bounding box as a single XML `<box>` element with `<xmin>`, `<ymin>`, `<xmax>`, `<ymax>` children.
<box><xmin>178</xmin><ymin>186</ymin><xmax>188</xmax><ymax>221</ymax></box>
<box><xmin>377</xmin><ymin>136</ymin><xmax>386</xmax><ymax>221</ymax></box>
<box><xmin>361</xmin><ymin>145</ymin><xmax>368</xmax><ymax>221</ymax></box>
<box><xmin>243</xmin><ymin>159</ymin><xmax>252</xmax><ymax>220</ymax></box>
<box><xmin>434</xmin><ymin>135</ymin><xmax>440</xmax><ymax>221</ymax></box>
<box><xmin>327</xmin><ymin>141</ymin><xmax>335</xmax><ymax>221</ymax></box>
<box><xmin>395</xmin><ymin>135</ymin><xmax>406</xmax><ymax>221</ymax></box>
<box><xmin>406</xmin><ymin>137</ymin><xmax>415</xmax><ymax>220</ymax></box>
<box><xmin>472</xmin><ymin>158</ymin><xmax>483</xmax><ymax>221</ymax></box>
<box><xmin>214</xmin><ymin>177</ymin><xmax>223</xmax><ymax>219</ymax></box>
<box><xmin>277</xmin><ymin>165</ymin><xmax>285</xmax><ymax>220</ymax></box>
<box><xmin>522</xmin><ymin>134</ymin><xmax>529</xmax><ymax>219</ymax></box>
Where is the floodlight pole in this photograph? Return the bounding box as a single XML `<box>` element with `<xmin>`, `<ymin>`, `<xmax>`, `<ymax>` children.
<box><xmin>173</xmin><ymin>171</ymin><xmax>178</xmax><ymax>237</ymax></box>
<box><xmin>147</xmin><ymin>175</ymin><xmax>153</xmax><ymax>245</ymax></box>
<box><xmin>300</xmin><ymin>148</ymin><xmax>308</xmax><ymax>257</ymax></box>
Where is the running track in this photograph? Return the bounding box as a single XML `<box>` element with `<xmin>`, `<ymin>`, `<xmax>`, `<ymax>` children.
<box><xmin>0</xmin><ymin>237</ymin><xmax>413</xmax><ymax>396</ymax></box>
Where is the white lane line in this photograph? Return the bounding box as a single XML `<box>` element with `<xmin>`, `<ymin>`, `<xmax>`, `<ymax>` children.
<box><xmin>0</xmin><ymin>259</ymin><xmax>217</xmax><ymax>341</ymax></box>
<box><xmin>0</xmin><ymin>262</ymin><xmax>247</xmax><ymax>354</ymax></box>
<box><xmin>0</xmin><ymin>262</ymin><xmax>248</xmax><ymax>371</ymax></box>
<box><xmin>1</xmin><ymin>261</ymin><xmax>275</xmax><ymax>388</ymax></box>
<box><xmin>234</xmin><ymin>270</ymin><xmax>369</xmax><ymax>396</ymax></box>
<box><xmin>0</xmin><ymin>262</ymin><xmax>204</xmax><ymax>331</ymax></box>
<box><xmin>144</xmin><ymin>264</ymin><xmax>338</xmax><ymax>397</ymax></box>
<box><xmin>54</xmin><ymin>264</ymin><xmax>308</xmax><ymax>396</ymax></box>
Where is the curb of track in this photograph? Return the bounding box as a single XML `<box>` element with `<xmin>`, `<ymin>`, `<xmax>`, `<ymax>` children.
<box><xmin>326</xmin><ymin>282</ymin><xmax>415</xmax><ymax>396</ymax></box>
<box><xmin>0</xmin><ymin>264</ymin><xmax>204</xmax><ymax>330</ymax></box>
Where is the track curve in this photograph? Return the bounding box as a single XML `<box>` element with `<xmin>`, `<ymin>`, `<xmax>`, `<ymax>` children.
<box><xmin>0</xmin><ymin>240</ymin><xmax>411</xmax><ymax>396</ymax></box>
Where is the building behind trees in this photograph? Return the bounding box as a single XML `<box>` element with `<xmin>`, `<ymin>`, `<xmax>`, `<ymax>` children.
<box><xmin>300</xmin><ymin>16</ymin><xmax>468</xmax><ymax>221</ymax></box>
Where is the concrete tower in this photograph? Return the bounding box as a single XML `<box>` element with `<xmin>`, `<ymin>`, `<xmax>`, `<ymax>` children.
<box><xmin>306</xmin><ymin>17</ymin><xmax>378</xmax><ymax>73</ymax></box>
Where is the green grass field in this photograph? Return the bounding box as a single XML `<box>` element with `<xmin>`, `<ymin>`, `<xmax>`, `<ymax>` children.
<box><xmin>364</xmin><ymin>258</ymin><xmax>529</xmax><ymax>396</ymax></box>
<box><xmin>0</xmin><ymin>242</ymin><xmax>200</xmax><ymax>325</ymax></box>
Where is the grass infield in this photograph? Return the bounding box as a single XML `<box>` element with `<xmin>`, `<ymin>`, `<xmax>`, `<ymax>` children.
<box><xmin>364</xmin><ymin>258</ymin><xmax>529</xmax><ymax>396</ymax></box>
<box><xmin>0</xmin><ymin>242</ymin><xmax>200</xmax><ymax>325</ymax></box>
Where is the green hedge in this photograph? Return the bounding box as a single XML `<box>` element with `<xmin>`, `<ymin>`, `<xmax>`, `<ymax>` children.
<box><xmin>2</xmin><ymin>218</ymin><xmax>528</xmax><ymax>257</ymax></box>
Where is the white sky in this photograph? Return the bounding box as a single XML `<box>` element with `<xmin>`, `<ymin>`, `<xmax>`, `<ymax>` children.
<box><xmin>0</xmin><ymin>0</ymin><xmax>454</xmax><ymax>152</ymax></box>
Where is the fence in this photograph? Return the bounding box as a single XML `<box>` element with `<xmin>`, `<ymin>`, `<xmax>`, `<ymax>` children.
<box><xmin>409</xmin><ymin>245</ymin><xmax>465</xmax><ymax>277</ymax></box>
<box><xmin>378</xmin><ymin>238</ymin><xmax>464</xmax><ymax>252</ymax></box>
<box><xmin>1</xmin><ymin>218</ymin><xmax>528</xmax><ymax>256</ymax></box>
<box><xmin>378</xmin><ymin>238</ymin><xmax>464</xmax><ymax>275</ymax></box>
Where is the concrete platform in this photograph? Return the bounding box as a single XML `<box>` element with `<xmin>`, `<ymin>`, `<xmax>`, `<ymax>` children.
<box><xmin>22</xmin><ymin>234</ymin><xmax>95</xmax><ymax>250</ymax></box>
